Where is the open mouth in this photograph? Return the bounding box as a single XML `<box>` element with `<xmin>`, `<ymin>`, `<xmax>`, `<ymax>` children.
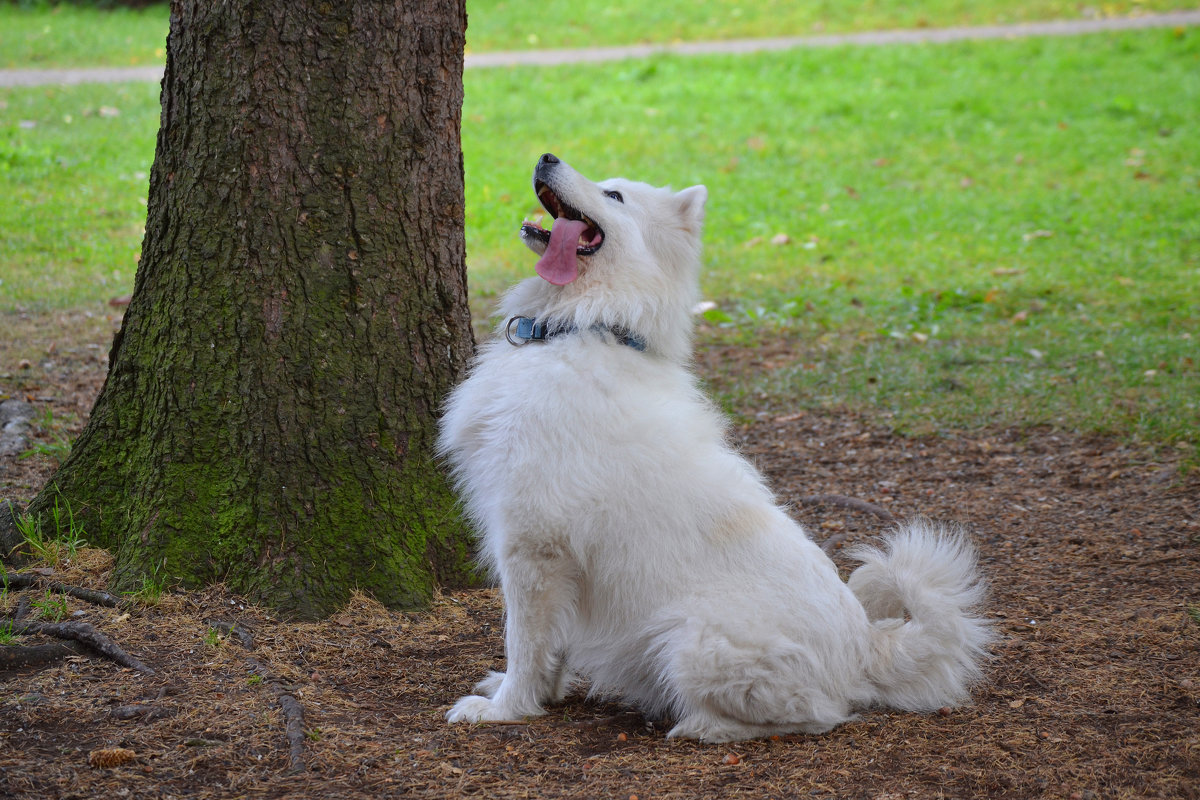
<box><xmin>521</xmin><ymin>180</ymin><xmax>605</xmax><ymax>256</ymax></box>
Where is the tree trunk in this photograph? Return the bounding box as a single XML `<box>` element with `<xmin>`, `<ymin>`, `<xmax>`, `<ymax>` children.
<box><xmin>31</xmin><ymin>0</ymin><xmax>477</xmax><ymax>618</ymax></box>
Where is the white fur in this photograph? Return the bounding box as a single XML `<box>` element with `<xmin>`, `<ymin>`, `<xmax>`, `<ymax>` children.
<box><xmin>437</xmin><ymin>157</ymin><xmax>991</xmax><ymax>742</ymax></box>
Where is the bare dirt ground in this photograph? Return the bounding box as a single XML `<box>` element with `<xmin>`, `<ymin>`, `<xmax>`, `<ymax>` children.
<box><xmin>1</xmin><ymin>308</ymin><xmax>1197</xmax><ymax>799</ymax></box>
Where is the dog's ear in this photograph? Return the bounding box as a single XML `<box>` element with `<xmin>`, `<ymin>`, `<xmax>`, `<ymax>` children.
<box><xmin>675</xmin><ymin>185</ymin><xmax>707</xmax><ymax>234</ymax></box>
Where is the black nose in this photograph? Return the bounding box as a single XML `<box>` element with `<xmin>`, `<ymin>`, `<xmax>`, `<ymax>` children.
<box><xmin>539</xmin><ymin>153</ymin><xmax>559</xmax><ymax>166</ymax></box>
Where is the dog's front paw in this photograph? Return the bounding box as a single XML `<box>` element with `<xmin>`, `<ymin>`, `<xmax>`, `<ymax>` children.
<box><xmin>446</xmin><ymin>694</ymin><xmax>540</xmax><ymax>724</ymax></box>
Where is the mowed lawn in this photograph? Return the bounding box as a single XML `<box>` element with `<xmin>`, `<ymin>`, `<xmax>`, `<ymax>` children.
<box><xmin>0</xmin><ymin>11</ymin><xmax>1196</xmax><ymax>459</ymax></box>
<box><xmin>3</xmin><ymin>0</ymin><xmax>1199</xmax><ymax>64</ymax></box>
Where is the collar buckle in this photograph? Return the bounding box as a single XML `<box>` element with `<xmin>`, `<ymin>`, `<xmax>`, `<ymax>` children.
<box><xmin>505</xmin><ymin>315</ymin><xmax>646</xmax><ymax>353</ymax></box>
<box><xmin>504</xmin><ymin>316</ymin><xmax>546</xmax><ymax>346</ymax></box>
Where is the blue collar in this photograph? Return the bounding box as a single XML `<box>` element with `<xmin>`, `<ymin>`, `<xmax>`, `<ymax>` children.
<box><xmin>504</xmin><ymin>316</ymin><xmax>647</xmax><ymax>352</ymax></box>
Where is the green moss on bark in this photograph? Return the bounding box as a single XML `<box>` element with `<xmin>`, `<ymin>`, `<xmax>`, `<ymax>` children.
<box><xmin>28</xmin><ymin>0</ymin><xmax>477</xmax><ymax>619</ymax></box>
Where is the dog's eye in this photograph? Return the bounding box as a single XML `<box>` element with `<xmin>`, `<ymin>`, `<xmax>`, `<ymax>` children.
<box><xmin>605</xmin><ymin>190</ymin><xmax>624</xmax><ymax>203</ymax></box>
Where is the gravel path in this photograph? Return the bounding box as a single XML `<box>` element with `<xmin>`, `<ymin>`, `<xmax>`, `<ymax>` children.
<box><xmin>2</xmin><ymin>10</ymin><xmax>1198</xmax><ymax>87</ymax></box>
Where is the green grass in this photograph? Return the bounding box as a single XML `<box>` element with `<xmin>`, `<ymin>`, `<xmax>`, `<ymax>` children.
<box><xmin>464</xmin><ymin>0</ymin><xmax>1200</xmax><ymax>52</ymax></box>
<box><xmin>1</xmin><ymin>1</ymin><xmax>1197</xmax><ymax>66</ymax></box>
<box><xmin>19</xmin><ymin>408</ymin><xmax>74</xmax><ymax>465</ymax></box>
<box><xmin>0</xmin><ymin>25</ymin><xmax>1197</xmax><ymax>457</ymax></box>
<box><xmin>0</xmin><ymin>80</ymin><xmax>160</xmax><ymax>307</ymax></box>
<box><xmin>123</xmin><ymin>572</ymin><xmax>166</xmax><ymax>606</ymax></box>
<box><xmin>14</xmin><ymin>495</ymin><xmax>88</xmax><ymax>567</ymax></box>
<box><xmin>460</xmin><ymin>30</ymin><xmax>1199</xmax><ymax>454</ymax></box>
<box><xmin>31</xmin><ymin>589</ymin><xmax>69</xmax><ymax>622</ymax></box>
<box><xmin>0</xmin><ymin>2</ymin><xmax>168</xmax><ymax>69</ymax></box>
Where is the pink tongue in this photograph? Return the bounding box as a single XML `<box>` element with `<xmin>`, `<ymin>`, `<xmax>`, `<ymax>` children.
<box><xmin>535</xmin><ymin>217</ymin><xmax>588</xmax><ymax>285</ymax></box>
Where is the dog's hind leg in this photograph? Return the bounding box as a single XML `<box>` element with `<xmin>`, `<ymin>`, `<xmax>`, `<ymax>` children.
<box><xmin>447</xmin><ymin>539</ymin><xmax>579</xmax><ymax>724</ymax></box>
<box><xmin>658</xmin><ymin>618</ymin><xmax>856</xmax><ymax>742</ymax></box>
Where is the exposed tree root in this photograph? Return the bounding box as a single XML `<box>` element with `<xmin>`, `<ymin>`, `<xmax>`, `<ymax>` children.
<box><xmin>206</xmin><ymin>619</ymin><xmax>256</xmax><ymax>650</ymax></box>
<box><xmin>571</xmin><ymin>710</ymin><xmax>642</xmax><ymax>728</ymax></box>
<box><xmin>0</xmin><ymin>640</ymin><xmax>89</xmax><ymax>670</ymax></box>
<box><xmin>3</xmin><ymin>572</ymin><xmax>125</xmax><ymax>608</ymax></box>
<box><xmin>5</xmin><ymin>619</ymin><xmax>154</xmax><ymax>675</ymax></box>
<box><xmin>210</xmin><ymin>618</ymin><xmax>308</xmax><ymax>774</ymax></box>
<box><xmin>796</xmin><ymin>493</ymin><xmax>898</xmax><ymax>554</ymax></box>
<box><xmin>797</xmin><ymin>494</ymin><xmax>898</xmax><ymax>523</ymax></box>
<box><xmin>274</xmin><ymin>691</ymin><xmax>308</xmax><ymax>774</ymax></box>
<box><xmin>12</xmin><ymin>593</ymin><xmax>31</xmax><ymax>622</ymax></box>
<box><xmin>110</xmin><ymin>703</ymin><xmax>173</xmax><ymax>721</ymax></box>
<box><xmin>818</xmin><ymin>532</ymin><xmax>849</xmax><ymax>555</ymax></box>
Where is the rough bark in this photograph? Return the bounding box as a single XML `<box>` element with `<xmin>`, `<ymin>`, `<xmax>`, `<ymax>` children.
<box><xmin>31</xmin><ymin>0</ymin><xmax>477</xmax><ymax>618</ymax></box>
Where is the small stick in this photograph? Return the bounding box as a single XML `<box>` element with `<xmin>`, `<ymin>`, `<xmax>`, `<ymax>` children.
<box><xmin>7</xmin><ymin>619</ymin><xmax>154</xmax><ymax>675</ymax></box>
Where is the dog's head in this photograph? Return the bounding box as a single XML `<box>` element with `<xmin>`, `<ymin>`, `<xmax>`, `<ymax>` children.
<box><xmin>511</xmin><ymin>154</ymin><xmax>707</xmax><ymax>361</ymax></box>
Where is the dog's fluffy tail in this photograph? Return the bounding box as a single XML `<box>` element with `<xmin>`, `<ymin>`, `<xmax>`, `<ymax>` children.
<box><xmin>846</xmin><ymin>519</ymin><xmax>993</xmax><ymax>712</ymax></box>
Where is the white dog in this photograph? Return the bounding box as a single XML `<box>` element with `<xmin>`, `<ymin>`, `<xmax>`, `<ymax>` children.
<box><xmin>437</xmin><ymin>154</ymin><xmax>991</xmax><ymax>742</ymax></box>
